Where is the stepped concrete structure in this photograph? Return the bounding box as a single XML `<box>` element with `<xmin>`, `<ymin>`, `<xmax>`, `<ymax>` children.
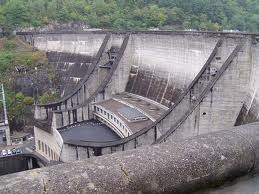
<box><xmin>17</xmin><ymin>31</ymin><xmax>259</xmax><ymax>164</ymax></box>
<box><xmin>46</xmin><ymin>51</ymin><xmax>93</xmax><ymax>97</ymax></box>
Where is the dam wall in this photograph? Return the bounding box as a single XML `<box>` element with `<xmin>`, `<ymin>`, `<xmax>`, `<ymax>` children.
<box><xmin>53</xmin><ymin>32</ymin><xmax>217</xmax><ymax>131</ymax></box>
<box><xmin>33</xmin><ymin>32</ymin><xmax>220</xmax><ymax>125</ymax></box>
<box><xmin>47</xmin><ymin>51</ymin><xmax>92</xmax><ymax>97</ymax></box>
<box><xmin>29</xmin><ymin>33</ymin><xmax>106</xmax><ymax>56</ymax></box>
<box><xmin>32</xmin><ymin>32</ymin><xmax>219</xmax><ymax>108</ymax></box>
<box><xmin>235</xmin><ymin>38</ymin><xmax>259</xmax><ymax>125</ymax></box>
<box><xmin>152</xmin><ymin>37</ymin><xmax>238</xmax><ymax>137</ymax></box>
<box><xmin>57</xmin><ymin>36</ymin><xmax>239</xmax><ymax>161</ymax></box>
<box><xmin>53</xmin><ymin>34</ymin><xmax>127</xmax><ymax>125</ymax></box>
<box><xmin>161</xmin><ymin>37</ymin><xmax>250</xmax><ymax>141</ymax></box>
<box><xmin>125</xmin><ymin>33</ymin><xmax>218</xmax><ymax>106</ymax></box>
<box><xmin>33</xmin><ymin>33</ymin><xmax>123</xmax><ymax>117</ymax></box>
<box><xmin>19</xmin><ymin>31</ymin><xmax>259</xmax><ymax>162</ymax></box>
<box><xmin>51</xmin><ymin>34</ymin><xmax>129</xmax><ymax>130</ymax></box>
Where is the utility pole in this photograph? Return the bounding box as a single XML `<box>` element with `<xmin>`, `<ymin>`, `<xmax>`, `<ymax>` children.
<box><xmin>0</xmin><ymin>84</ymin><xmax>11</xmax><ymax>145</ymax></box>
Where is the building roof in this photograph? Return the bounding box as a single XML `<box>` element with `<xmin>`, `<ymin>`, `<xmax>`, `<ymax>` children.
<box><xmin>118</xmin><ymin>107</ymin><xmax>147</xmax><ymax>122</ymax></box>
<box><xmin>59</xmin><ymin>120</ymin><xmax>120</xmax><ymax>143</ymax></box>
<box><xmin>94</xmin><ymin>99</ymin><xmax>153</xmax><ymax>133</ymax></box>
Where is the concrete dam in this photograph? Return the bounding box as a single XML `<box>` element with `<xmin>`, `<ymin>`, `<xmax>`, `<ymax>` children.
<box><xmin>18</xmin><ymin>31</ymin><xmax>259</xmax><ymax>163</ymax></box>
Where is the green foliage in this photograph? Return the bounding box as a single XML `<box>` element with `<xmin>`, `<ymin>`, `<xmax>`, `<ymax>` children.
<box><xmin>23</xmin><ymin>96</ymin><xmax>34</xmax><ymax>105</ymax></box>
<box><xmin>38</xmin><ymin>91</ymin><xmax>58</xmax><ymax>104</ymax></box>
<box><xmin>0</xmin><ymin>37</ymin><xmax>51</xmax><ymax>130</ymax></box>
<box><xmin>1</xmin><ymin>0</ymin><xmax>259</xmax><ymax>32</ymax></box>
<box><xmin>0</xmin><ymin>0</ymin><xmax>30</xmax><ymax>33</ymax></box>
<box><xmin>0</xmin><ymin>52</ymin><xmax>13</xmax><ymax>72</ymax></box>
<box><xmin>6</xmin><ymin>90</ymin><xmax>25</xmax><ymax>122</ymax></box>
<box><xmin>15</xmin><ymin>92</ymin><xmax>25</xmax><ymax>102</ymax></box>
<box><xmin>3</xmin><ymin>41</ymin><xmax>16</xmax><ymax>51</ymax></box>
<box><xmin>0</xmin><ymin>38</ymin><xmax>47</xmax><ymax>74</ymax></box>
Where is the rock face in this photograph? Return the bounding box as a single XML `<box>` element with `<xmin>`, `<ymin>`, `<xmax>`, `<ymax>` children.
<box><xmin>12</xmin><ymin>66</ymin><xmax>53</xmax><ymax>97</ymax></box>
<box><xmin>17</xmin><ymin>22</ymin><xmax>90</xmax><ymax>33</ymax></box>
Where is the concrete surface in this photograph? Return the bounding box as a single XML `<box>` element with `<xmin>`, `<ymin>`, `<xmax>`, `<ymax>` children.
<box><xmin>0</xmin><ymin>132</ymin><xmax>4</xmax><ymax>145</ymax></box>
<box><xmin>0</xmin><ymin>122</ymin><xmax>259</xmax><ymax>193</ymax></box>
<box><xmin>197</xmin><ymin>173</ymin><xmax>259</xmax><ymax>194</ymax></box>
<box><xmin>47</xmin><ymin>51</ymin><xmax>92</xmax><ymax>97</ymax></box>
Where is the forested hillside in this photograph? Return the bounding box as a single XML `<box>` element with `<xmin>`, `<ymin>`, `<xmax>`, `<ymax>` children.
<box><xmin>1</xmin><ymin>0</ymin><xmax>259</xmax><ymax>32</ymax></box>
<box><xmin>0</xmin><ymin>37</ymin><xmax>59</xmax><ymax>131</ymax></box>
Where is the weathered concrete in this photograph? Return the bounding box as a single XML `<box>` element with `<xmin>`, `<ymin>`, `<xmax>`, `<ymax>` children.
<box><xmin>34</xmin><ymin>125</ymin><xmax>63</xmax><ymax>161</ymax></box>
<box><xmin>47</xmin><ymin>51</ymin><xmax>92</xmax><ymax>97</ymax></box>
<box><xmin>17</xmin><ymin>31</ymin><xmax>259</xmax><ymax>162</ymax></box>
<box><xmin>0</xmin><ymin>122</ymin><xmax>259</xmax><ymax>193</ymax></box>
<box><xmin>198</xmin><ymin>173</ymin><xmax>259</xmax><ymax>193</ymax></box>
<box><xmin>52</xmin><ymin>34</ymin><xmax>129</xmax><ymax>127</ymax></box>
<box><xmin>125</xmin><ymin>33</ymin><xmax>218</xmax><ymax>106</ymax></box>
<box><xmin>53</xmin><ymin>36</ymin><xmax>238</xmax><ymax>161</ymax></box>
<box><xmin>235</xmin><ymin>37</ymin><xmax>259</xmax><ymax>125</ymax></box>
<box><xmin>0</xmin><ymin>154</ymin><xmax>45</xmax><ymax>176</ymax></box>
<box><xmin>160</xmin><ymin>39</ymin><xmax>244</xmax><ymax>142</ymax></box>
<box><xmin>24</xmin><ymin>33</ymin><xmax>106</xmax><ymax>56</ymax></box>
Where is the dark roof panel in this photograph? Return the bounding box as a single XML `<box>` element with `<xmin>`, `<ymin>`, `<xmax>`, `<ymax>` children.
<box><xmin>118</xmin><ymin>107</ymin><xmax>147</xmax><ymax>121</ymax></box>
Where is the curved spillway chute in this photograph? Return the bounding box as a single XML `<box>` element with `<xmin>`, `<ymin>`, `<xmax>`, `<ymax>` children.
<box><xmin>53</xmin><ymin>34</ymin><xmax>130</xmax><ymax>114</ymax></box>
<box><xmin>155</xmin><ymin>42</ymin><xmax>244</xmax><ymax>143</ymax></box>
<box><xmin>62</xmin><ymin>37</ymin><xmax>242</xmax><ymax>149</ymax></box>
<box><xmin>34</xmin><ymin>33</ymin><xmax>111</xmax><ymax>130</ymax></box>
<box><xmin>37</xmin><ymin>33</ymin><xmax>111</xmax><ymax>108</ymax></box>
<box><xmin>35</xmin><ymin>33</ymin><xmax>130</xmax><ymax>133</ymax></box>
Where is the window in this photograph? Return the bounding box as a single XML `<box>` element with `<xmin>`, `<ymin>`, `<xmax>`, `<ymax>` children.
<box><xmin>51</xmin><ymin>150</ymin><xmax>53</xmax><ymax>160</ymax></box>
<box><xmin>42</xmin><ymin>142</ymin><xmax>44</xmax><ymax>152</ymax></box>
<box><xmin>97</xmin><ymin>107</ymin><xmax>100</xmax><ymax>111</ymax></box>
<box><xmin>104</xmin><ymin>111</ymin><xmax>106</xmax><ymax>115</ymax></box>
<box><xmin>101</xmin><ymin>109</ymin><xmax>103</xmax><ymax>113</ymax></box>
<box><xmin>48</xmin><ymin>147</ymin><xmax>51</xmax><ymax>157</ymax></box>
<box><xmin>45</xmin><ymin>144</ymin><xmax>47</xmax><ymax>154</ymax></box>
<box><xmin>111</xmin><ymin>115</ymin><xmax>113</xmax><ymax>119</ymax></box>
<box><xmin>38</xmin><ymin>140</ymin><xmax>41</xmax><ymax>150</ymax></box>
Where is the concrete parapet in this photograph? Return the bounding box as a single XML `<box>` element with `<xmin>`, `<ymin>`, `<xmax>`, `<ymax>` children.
<box><xmin>1</xmin><ymin>123</ymin><xmax>259</xmax><ymax>193</ymax></box>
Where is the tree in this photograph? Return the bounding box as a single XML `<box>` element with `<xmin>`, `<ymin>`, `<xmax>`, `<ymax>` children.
<box><xmin>23</xmin><ymin>96</ymin><xmax>34</xmax><ymax>105</ymax></box>
<box><xmin>1</xmin><ymin>0</ymin><xmax>259</xmax><ymax>33</ymax></box>
<box><xmin>1</xmin><ymin>0</ymin><xmax>30</xmax><ymax>33</ymax></box>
